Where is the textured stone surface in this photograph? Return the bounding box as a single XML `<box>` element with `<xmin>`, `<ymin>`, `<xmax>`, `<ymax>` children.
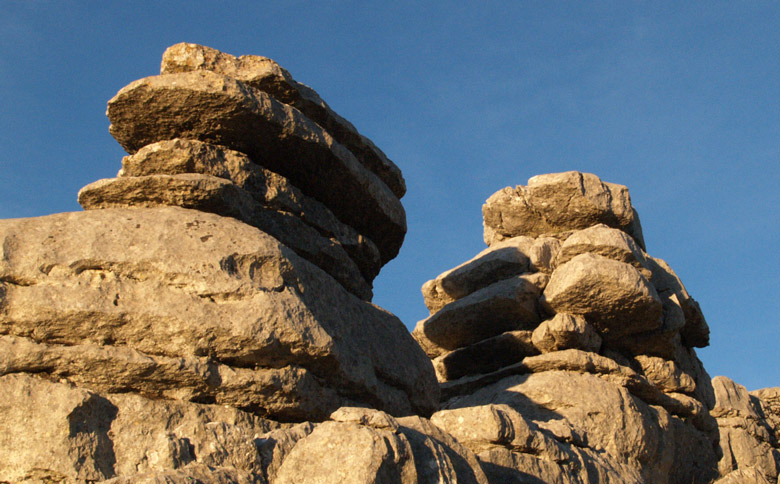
<box><xmin>0</xmin><ymin>373</ymin><xmax>279</xmax><ymax>483</ymax></box>
<box><xmin>78</xmin><ymin>174</ymin><xmax>372</xmax><ymax>300</ymax></box>
<box><xmin>0</xmin><ymin>208</ymin><xmax>438</xmax><ymax>419</ymax></box>
<box><xmin>483</xmin><ymin>171</ymin><xmax>645</xmax><ymax>249</ymax></box>
<box><xmin>542</xmin><ymin>253</ymin><xmax>663</xmax><ymax>342</ymax></box>
<box><xmin>119</xmin><ymin>138</ymin><xmax>382</xmax><ymax>283</ymax></box>
<box><xmin>272</xmin><ymin>421</ymin><xmax>417</xmax><ymax>484</ymax></box>
<box><xmin>106</xmin><ymin>69</ymin><xmax>405</xmax><ymax>264</ymax></box>
<box><xmin>634</xmin><ymin>354</ymin><xmax>696</xmax><ymax>394</ymax></box>
<box><xmin>532</xmin><ymin>312</ymin><xmax>602</xmax><ymax>353</ymax></box>
<box><xmin>555</xmin><ymin>223</ymin><xmax>649</xmax><ymax>274</ymax></box>
<box><xmin>421</xmin><ymin>235</ymin><xmax>559</xmax><ymax>314</ymax></box>
<box><xmin>160</xmin><ymin>42</ymin><xmax>406</xmax><ymax>199</ymax></box>
<box><xmin>432</xmin><ymin>330</ymin><xmax>537</xmax><ymax>382</ymax></box>
<box><xmin>413</xmin><ymin>274</ymin><xmax>545</xmax><ymax>358</ymax></box>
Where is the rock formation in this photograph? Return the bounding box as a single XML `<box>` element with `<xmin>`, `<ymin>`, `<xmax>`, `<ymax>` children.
<box><xmin>1</xmin><ymin>44</ymin><xmax>778</xmax><ymax>483</ymax></box>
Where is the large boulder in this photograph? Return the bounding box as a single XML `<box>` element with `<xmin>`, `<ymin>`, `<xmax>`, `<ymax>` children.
<box><xmin>0</xmin><ymin>207</ymin><xmax>438</xmax><ymax>420</ymax></box>
<box><xmin>483</xmin><ymin>171</ymin><xmax>645</xmax><ymax>249</ymax></box>
<box><xmin>160</xmin><ymin>42</ymin><xmax>406</xmax><ymax>199</ymax></box>
<box><xmin>106</xmin><ymin>69</ymin><xmax>406</xmax><ymax>264</ymax></box>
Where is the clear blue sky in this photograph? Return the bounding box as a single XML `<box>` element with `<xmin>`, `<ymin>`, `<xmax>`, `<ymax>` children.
<box><xmin>1</xmin><ymin>2</ymin><xmax>778</xmax><ymax>390</ymax></box>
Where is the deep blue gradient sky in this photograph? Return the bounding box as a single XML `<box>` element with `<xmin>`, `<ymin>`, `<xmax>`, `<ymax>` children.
<box><xmin>1</xmin><ymin>2</ymin><xmax>778</xmax><ymax>390</ymax></box>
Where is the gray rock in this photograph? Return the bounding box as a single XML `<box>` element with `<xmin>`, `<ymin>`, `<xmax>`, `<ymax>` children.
<box><xmin>432</xmin><ymin>330</ymin><xmax>538</xmax><ymax>382</ymax></box>
<box><xmin>483</xmin><ymin>171</ymin><xmax>645</xmax><ymax>250</ymax></box>
<box><xmin>160</xmin><ymin>42</ymin><xmax>406</xmax><ymax>199</ymax></box>
<box><xmin>714</xmin><ymin>467</ymin><xmax>775</xmax><ymax>484</ymax></box>
<box><xmin>555</xmin><ymin>223</ymin><xmax>649</xmax><ymax>275</ymax></box>
<box><xmin>119</xmin><ymin>138</ymin><xmax>382</xmax><ymax>283</ymax></box>
<box><xmin>531</xmin><ymin>313</ymin><xmax>602</xmax><ymax>353</ymax></box>
<box><xmin>542</xmin><ymin>253</ymin><xmax>663</xmax><ymax>342</ymax></box>
<box><xmin>256</xmin><ymin>423</ymin><xmax>315</xmax><ymax>483</ymax></box>
<box><xmin>78</xmin><ymin>174</ymin><xmax>373</xmax><ymax>299</ymax></box>
<box><xmin>104</xmin><ymin>464</ymin><xmax>265</xmax><ymax>484</ymax></box>
<box><xmin>0</xmin><ymin>207</ymin><xmax>438</xmax><ymax>419</ymax></box>
<box><xmin>412</xmin><ymin>274</ymin><xmax>544</xmax><ymax>358</ymax></box>
<box><xmin>106</xmin><ymin>70</ymin><xmax>405</xmax><ymax>264</ymax></box>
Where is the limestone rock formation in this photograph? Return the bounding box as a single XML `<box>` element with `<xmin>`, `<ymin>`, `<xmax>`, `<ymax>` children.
<box><xmin>1</xmin><ymin>43</ymin><xmax>776</xmax><ymax>484</ymax></box>
<box><xmin>413</xmin><ymin>172</ymin><xmax>723</xmax><ymax>483</ymax></box>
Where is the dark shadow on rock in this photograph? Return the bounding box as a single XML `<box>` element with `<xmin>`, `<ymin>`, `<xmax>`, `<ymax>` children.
<box><xmin>67</xmin><ymin>393</ymin><xmax>119</xmax><ymax>480</ymax></box>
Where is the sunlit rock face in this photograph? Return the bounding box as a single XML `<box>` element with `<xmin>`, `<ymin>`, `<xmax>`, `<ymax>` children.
<box><xmin>1</xmin><ymin>41</ymin><xmax>776</xmax><ymax>483</ymax></box>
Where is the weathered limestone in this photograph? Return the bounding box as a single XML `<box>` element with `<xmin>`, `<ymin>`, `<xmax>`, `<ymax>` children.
<box><xmin>483</xmin><ymin>171</ymin><xmax>645</xmax><ymax>249</ymax></box>
<box><xmin>79</xmin><ymin>173</ymin><xmax>373</xmax><ymax>299</ymax></box>
<box><xmin>554</xmin><ymin>223</ymin><xmax>649</xmax><ymax>274</ymax></box>
<box><xmin>106</xmin><ymin>69</ymin><xmax>406</xmax><ymax>264</ymax></box>
<box><xmin>532</xmin><ymin>312</ymin><xmax>602</xmax><ymax>353</ymax></box>
<box><xmin>0</xmin><ymin>208</ymin><xmax>438</xmax><ymax>420</ymax></box>
<box><xmin>160</xmin><ymin>42</ymin><xmax>406</xmax><ymax>199</ymax></box>
<box><xmin>432</xmin><ymin>330</ymin><xmax>538</xmax><ymax>382</ymax></box>
<box><xmin>413</xmin><ymin>274</ymin><xmax>545</xmax><ymax>358</ymax></box>
<box><xmin>118</xmin><ymin>138</ymin><xmax>383</xmax><ymax>284</ymax></box>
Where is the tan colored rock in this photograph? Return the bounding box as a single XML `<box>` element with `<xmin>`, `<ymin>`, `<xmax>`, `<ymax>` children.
<box><xmin>257</xmin><ymin>423</ymin><xmax>315</xmax><ymax>483</ymax></box>
<box><xmin>555</xmin><ymin>223</ymin><xmax>649</xmax><ymax>275</ymax></box>
<box><xmin>647</xmin><ymin>255</ymin><xmax>710</xmax><ymax>348</ymax></box>
<box><xmin>0</xmin><ymin>208</ymin><xmax>438</xmax><ymax>419</ymax></box>
<box><xmin>0</xmin><ymin>373</ymin><xmax>279</xmax><ymax>483</ymax></box>
<box><xmin>421</xmin><ymin>235</ymin><xmax>559</xmax><ymax>314</ymax></box>
<box><xmin>330</xmin><ymin>407</ymin><xmax>399</xmax><ymax>431</ymax></box>
<box><xmin>78</xmin><ymin>174</ymin><xmax>372</xmax><ymax>299</ymax></box>
<box><xmin>634</xmin><ymin>354</ymin><xmax>696</xmax><ymax>394</ymax></box>
<box><xmin>674</xmin><ymin>344</ymin><xmax>717</xmax><ymax>410</ymax></box>
<box><xmin>119</xmin><ymin>138</ymin><xmax>382</xmax><ymax>282</ymax></box>
<box><xmin>412</xmin><ymin>274</ymin><xmax>544</xmax><ymax>358</ymax></box>
<box><xmin>531</xmin><ymin>313</ymin><xmax>602</xmax><ymax>353</ymax></box>
<box><xmin>160</xmin><ymin>42</ymin><xmax>406</xmax><ymax>199</ymax></box>
<box><xmin>273</xmin><ymin>421</ymin><xmax>417</xmax><ymax>484</ymax></box>
<box><xmin>106</xmin><ymin>70</ymin><xmax>405</xmax><ymax>264</ymax></box>
<box><xmin>542</xmin><ymin>253</ymin><xmax>663</xmax><ymax>341</ymax></box>
<box><xmin>432</xmin><ymin>330</ymin><xmax>537</xmax><ymax>382</ymax></box>
<box><xmin>104</xmin><ymin>463</ymin><xmax>264</xmax><ymax>484</ymax></box>
<box><xmin>396</xmin><ymin>416</ymin><xmax>490</xmax><ymax>484</ymax></box>
<box><xmin>712</xmin><ymin>376</ymin><xmax>761</xmax><ymax>419</ymax></box>
<box><xmin>0</xmin><ymin>334</ymin><xmax>343</xmax><ymax>421</ymax></box>
<box><xmin>714</xmin><ymin>467</ymin><xmax>775</xmax><ymax>484</ymax></box>
<box><xmin>482</xmin><ymin>171</ymin><xmax>645</xmax><ymax>249</ymax></box>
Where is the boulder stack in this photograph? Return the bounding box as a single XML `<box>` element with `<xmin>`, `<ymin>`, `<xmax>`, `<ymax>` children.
<box><xmin>0</xmin><ymin>44</ymin><xmax>443</xmax><ymax>482</ymax></box>
<box><xmin>414</xmin><ymin>171</ymin><xmax>722</xmax><ymax>483</ymax></box>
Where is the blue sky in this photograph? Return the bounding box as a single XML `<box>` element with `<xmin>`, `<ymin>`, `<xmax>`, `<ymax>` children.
<box><xmin>1</xmin><ymin>2</ymin><xmax>778</xmax><ymax>390</ymax></box>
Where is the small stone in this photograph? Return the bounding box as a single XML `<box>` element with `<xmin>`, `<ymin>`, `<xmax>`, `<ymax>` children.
<box><xmin>531</xmin><ymin>313</ymin><xmax>602</xmax><ymax>353</ymax></box>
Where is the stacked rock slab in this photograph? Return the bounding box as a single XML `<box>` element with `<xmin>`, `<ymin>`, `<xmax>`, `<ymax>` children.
<box><xmin>414</xmin><ymin>171</ymin><xmax>722</xmax><ymax>483</ymax></box>
<box><xmin>0</xmin><ymin>44</ymin><xmax>447</xmax><ymax>483</ymax></box>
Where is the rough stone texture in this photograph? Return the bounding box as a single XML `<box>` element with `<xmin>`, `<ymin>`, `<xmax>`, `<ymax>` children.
<box><xmin>714</xmin><ymin>467</ymin><xmax>775</xmax><ymax>484</ymax></box>
<box><xmin>483</xmin><ymin>171</ymin><xmax>645</xmax><ymax>250</ymax></box>
<box><xmin>106</xmin><ymin>69</ymin><xmax>406</xmax><ymax>264</ymax></box>
<box><xmin>633</xmin><ymin>354</ymin><xmax>696</xmax><ymax>394</ymax></box>
<box><xmin>532</xmin><ymin>312</ymin><xmax>602</xmax><ymax>354</ymax></box>
<box><xmin>0</xmin><ymin>208</ymin><xmax>438</xmax><ymax>420</ymax></box>
<box><xmin>646</xmin><ymin>255</ymin><xmax>710</xmax><ymax>348</ymax></box>
<box><xmin>272</xmin><ymin>421</ymin><xmax>417</xmax><ymax>484</ymax></box>
<box><xmin>555</xmin><ymin>223</ymin><xmax>649</xmax><ymax>275</ymax></box>
<box><xmin>432</xmin><ymin>330</ymin><xmax>538</xmax><ymax>382</ymax></box>
<box><xmin>119</xmin><ymin>138</ymin><xmax>382</xmax><ymax>283</ymax></box>
<box><xmin>160</xmin><ymin>42</ymin><xmax>406</xmax><ymax>199</ymax></box>
<box><xmin>396</xmin><ymin>416</ymin><xmax>490</xmax><ymax>484</ymax></box>
<box><xmin>0</xmin><ymin>373</ymin><xmax>279</xmax><ymax>484</ymax></box>
<box><xmin>712</xmin><ymin>376</ymin><xmax>780</xmax><ymax>482</ymax></box>
<box><xmin>421</xmin><ymin>235</ymin><xmax>560</xmax><ymax>314</ymax></box>
<box><xmin>413</xmin><ymin>274</ymin><xmax>545</xmax><ymax>358</ymax></box>
<box><xmin>542</xmin><ymin>253</ymin><xmax>663</xmax><ymax>342</ymax></box>
<box><xmin>78</xmin><ymin>174</ymin><xmax>373</xmax><ymax>300</ymax></box>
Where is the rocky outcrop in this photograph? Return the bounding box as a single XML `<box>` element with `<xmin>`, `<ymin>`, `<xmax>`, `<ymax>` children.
<box><xmin>413</xmin><ymin>172</ymin><xmax>721</xmax><ymax>483</ymax></box>
<box><xmin>1</xmin><ymin>42</ymin><xmax>775</xmax><ymax>483</ymax></box>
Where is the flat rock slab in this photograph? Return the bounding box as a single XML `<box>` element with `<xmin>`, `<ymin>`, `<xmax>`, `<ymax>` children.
<box><xmin>555</xmin><ymin>223</ymin><xmax>649</xmax><ymax>274</ymax></box>
<box><xmin>413</xmin><ymin>274</ymin><xmax>545</xmax><ymax>358</ymax></box>
<box><xmin>421</xmin><ymin>236</ymin><xmax>560</xmax><ymax>314</ymax></box>
<box><xmin>483</xmin><ymin>171</ymin><xmax>645</xmax><ymax>250</ymax></box>
<box><xmin>78</xmin><ymin>173</ymin><xmax>373</xmax><ymax>299</ymax></box>
<box><xmin>542</xmin><ymin>253</ymin><xmax>663</xmax><ymax>341</ymax></box>
<box><xmin>106</xmin><ymin>70</ymin><xmax>405</xmax><ymax>264</ymax></box>
<box><xmin>160</xmin><ymin>42</ymin><xmax>406</xmax><ymax>199</ymax></box>
<box><xmin>531</xmin><ymin>313</ymin><xmax>602</xmax><ymax>354</ymax></box>
<box><xmin>0</xmin><ymin>207</ymin><xmax>438</xmax><ymax>419</ymax></box>
<box><xmin>120</xmin><ymin>138</ymin><xmax>382</xmax><ymax>282</ymax></box>
<box><xmin>433</xmin><ymin>330</ymin><xmax>537</xmax><ymax>382</ymax></box>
